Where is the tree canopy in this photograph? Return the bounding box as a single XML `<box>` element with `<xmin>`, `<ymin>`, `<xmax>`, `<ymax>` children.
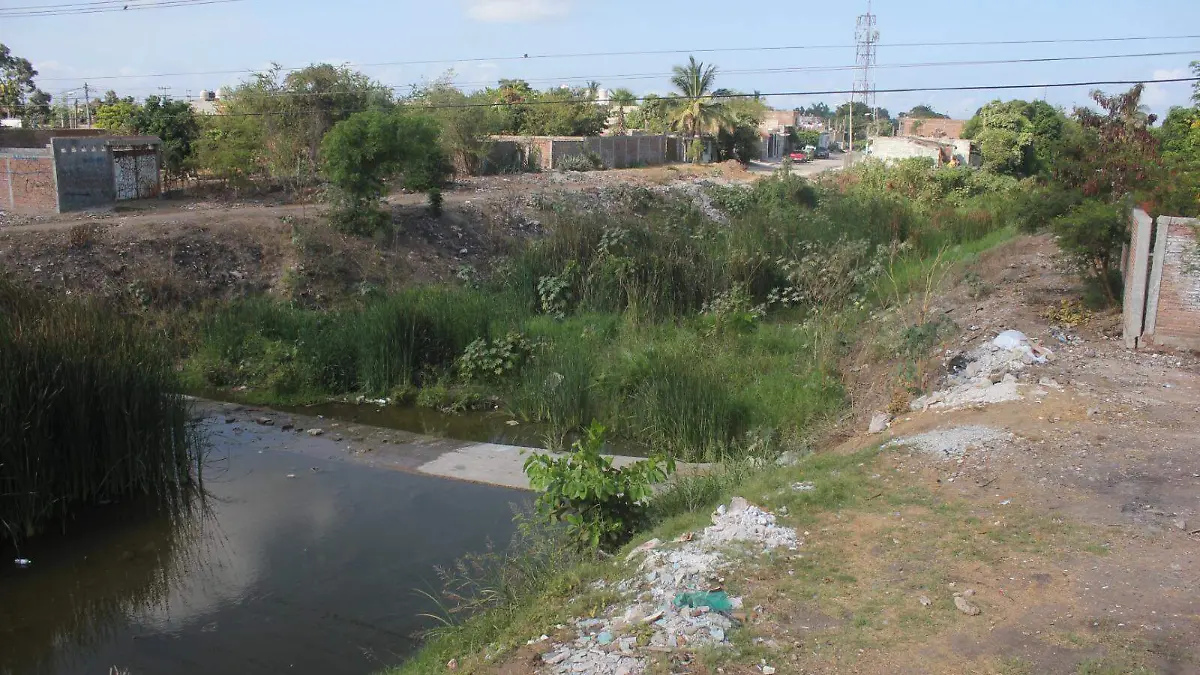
<box><xmin>0</xmin><ymin>43</ymin><xmax>50</xmax><ymax>126</ymax></box>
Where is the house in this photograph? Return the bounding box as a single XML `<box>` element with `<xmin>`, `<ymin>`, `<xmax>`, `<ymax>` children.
<box><xmin>190</xmin><ymin>90</ymin><xmax>222</xmax><ymax>115</ymax></box>
<box><xmin>898</xmin><ymin>117</ymin><xmax>968</xmax><ymax>139</ymax></box>
<box><xmin>866</xmin><ymin>136</ymin><xmax>979</xmax><ymax>168</ymax></box>
<box><xmin>0</xmin><ymin>130</ymin><xmax>162</xmax><ymax>213</ymax></box>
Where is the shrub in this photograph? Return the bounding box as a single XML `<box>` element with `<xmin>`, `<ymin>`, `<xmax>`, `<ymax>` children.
<box><xmin>1053</xmin><ymin>200</ymin><xmax>1129</xmax><ymax>305</ymax></box>
<box><xmin>458</xmin><ymin>332</ymin><xmax>531</xmax><ymax>382</ymax></box>
<box><xmin>523</xmin><ymin>422</ymin><xmax>675</xmax><ymax>550</ymax></box>
<box><xmin>556</xmin><ymin>152</ymin><xmax>604</xmax><ymax>172</ymax></box>
<box><xmin>427</xmin><ymin>187</ymin><xmax>444</xmax><ymax>217</ymax></box>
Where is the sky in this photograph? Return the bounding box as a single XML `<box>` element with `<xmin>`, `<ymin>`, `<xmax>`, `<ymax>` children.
<box><xmin>3</xmin><ymin>0</ymin><xmax>1199</xmax><ymax>119</ymax></box>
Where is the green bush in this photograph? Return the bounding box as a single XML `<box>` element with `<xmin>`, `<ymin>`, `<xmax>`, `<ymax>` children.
<box><xmin>458</xmin><ymin>332</ymin><xmax>531</xmax><ymax>382</ymax></box>
<box><xmin>524</xmin><ymin>422</ymin><xmax>675</xmax><ymax>550</ymax></box>
<box><xmin>556</xmin><ymin>152</ymin><xmax>603</xmax><ymax>172</ymax></box>
<box><xmin>1053</xmin><ymin>200</ymin><xmax>1129</xmax><ymax>305</ymax></box>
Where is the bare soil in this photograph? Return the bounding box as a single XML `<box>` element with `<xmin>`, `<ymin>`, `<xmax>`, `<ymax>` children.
<box><xmin>0</xmin><ymin>162</ymin><xmax>771</xmax><ymax>306</ymax></box>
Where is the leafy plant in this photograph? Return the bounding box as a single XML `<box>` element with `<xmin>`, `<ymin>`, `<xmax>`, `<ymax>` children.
<box><xmin>428</xmin><ymin>187</ymin><xmax>444</xmax><ymax>217</ymax></box>
<box><xmin>523</xmin><ymin>422</ymin><xmax>675</xmax><ymax>550</ymax></box>
<box><xmin>538</xmin><ymin>261</ymin><xmax>577</xmax><ymax>319</ymax></box>
<box><xmin>458</xmin><ymin>332</ymin><xmax>531</xmax><ymax>382</ymax></box>
<box><xmin>557</xmin><ymin>152</ymin><xmax>603</xmax><ymax>172</ymax></box>
<box><xmin>1052</xmin><ymin>200</ymin><xmax>1129</xmax><ymax>305</ymax></box>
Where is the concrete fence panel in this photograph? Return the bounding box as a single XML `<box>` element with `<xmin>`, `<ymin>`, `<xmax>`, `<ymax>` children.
<box><xmin>1122</xmin><ymin>209</ymin><xmax>1154</xmax><ymax>348</ymax></box>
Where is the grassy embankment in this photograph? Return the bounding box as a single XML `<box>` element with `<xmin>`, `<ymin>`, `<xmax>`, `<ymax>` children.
<box><xmin>183</xmin><ymin>161</ymin><xmax>1043</xmax><ymax>462</ymax></box>
<box><xmin>0</xmin><ymin>281</ymin><xmax>196</xmax><ymax>545</ymax></box>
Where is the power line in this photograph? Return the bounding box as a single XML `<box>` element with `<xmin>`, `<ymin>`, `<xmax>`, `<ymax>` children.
<box><xmin>0</xmin><ymin>0</ymin><xmax>244</xmax><ymax>17</ymax></box>
<box><xmin>34</xmin><ymin>50</ymin><xmax>1200</xmax><ymax>105</ymax></box>
<box><xmin>30</xmin><ymin>33</ymin><xmax>1200</xmax><ymax>81</ymax></box>
<box><xmin>86</xmin><ymin>76</ymin><xmax>1200</xmax><ymax>117</ymax></box>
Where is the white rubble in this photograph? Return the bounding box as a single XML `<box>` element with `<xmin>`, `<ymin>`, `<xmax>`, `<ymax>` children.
<box><xmin>884</xmin><ymin>425</ymin><xmax>1015</xmax><ymax>460</ymax></box>
<box><xmin>539</xmin><ymin>497</ymin><xmax>799</xmax><ymax>675</ymax></box>
<box><xmin>910</xmin><ymin>330</ymin><xmax>1053</xmax><ymax>411</ymax></box>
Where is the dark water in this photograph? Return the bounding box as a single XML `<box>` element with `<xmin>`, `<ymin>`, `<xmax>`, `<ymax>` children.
<box><xmin>0</xmin><ymin>424</ymin><xmax>528</xmax><ymax>675</ymax></box>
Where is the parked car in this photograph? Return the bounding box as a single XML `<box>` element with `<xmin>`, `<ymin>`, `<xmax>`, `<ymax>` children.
<box><xmin>788</xmin><ymin>149</ymin><xmax>810</xmax><ymax>163</ymax></box>
<box><xmin>813</xmin><ymin>147</ymin><xmax>830</xmax><ymax>159</ymax></box>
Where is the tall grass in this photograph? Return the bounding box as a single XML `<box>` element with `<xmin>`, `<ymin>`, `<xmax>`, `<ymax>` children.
<box><xmin>0</xmin><ymin>282</ymin><xmax>194</xmax><ymax>544</ymax></box>
<box><xmin>190</xmin><ymin>287</ymin><xmax>505</xmax><ymax>398</ymax></box>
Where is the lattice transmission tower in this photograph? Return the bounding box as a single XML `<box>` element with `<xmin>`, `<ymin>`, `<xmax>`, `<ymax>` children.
<box><xmin>849</xmin><ymin>1</ymin><xmax>879</xmax><ymax>153</ymax></box>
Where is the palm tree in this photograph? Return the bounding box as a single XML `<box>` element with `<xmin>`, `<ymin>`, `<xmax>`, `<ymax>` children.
<box><xmin>609</xmin><ymin>87</ymin><xmax>636</xmax><ymax>134</ymax></box>
<box><xmin>670</xmin><ymin>56</ymin><xmax>728</xmax><ymax>145</ymax></box>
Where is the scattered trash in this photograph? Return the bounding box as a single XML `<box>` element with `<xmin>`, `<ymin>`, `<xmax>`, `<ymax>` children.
<box><xmin>285</xmin><ymin>474</ymin><xmax>296</xmax><ymax>479</ymax></box>
<box><xmin>919</xmin><ymin>595</ymin><xmax>932</xmax><ymax>607</ymax></box>
<box><xmin>505</xmin><ymin>420</ymin><xmax>520</xmax><ymax>426</ymax></box>
<box><xmin>281</xmin><ymin>422</ymin><xmax>295</xmax><ymax>431</ymax></box>
<box><xmin>673</xmin><ymin>591</ymin><xmax>734</xmax><ymax>612</ymax></box>
<box><xmin>1000</xmin><ymin>499</ymin><xmax>1011</xmax><ymax>506</ymax></box>
<box><xmin>254</xmin><ymin>417</ymin><xmax>274</xmax><ymax>426</ymax></box>
<box><xmin>13</xmin><ymin>558</ymin><xmax>31</xmax><ymax>568</ymax></box>
<box><xmin>868</xmin><ymin>412</ymin><xmax>892</xmax><ymax>434</ymax></box>
<box><xmin>993</xmin><ymin>330</ymin><xmax>1030</xmax><ymax>351</ymax></box>
<box><xmin>539</xmin><ymin>498</ymin><xmax>797</xmax><ymax>674</ymax></box>
<box><xmin>763</xmin><ymin>666</ymin><xmax>777</xmax><ymax>674</ymax></box>
<box><xmin>306</xmin><ymin>428</ymin><xmax>324</xmax><ymax>437</ymax></box>
<box><xmin>791</xmin><ymin>481</ymin><xmax>815</xmax><ymax>492</ymax></box>
<box><xmin>446</xmin><ymin>658</ymin><xmax>457</xmax><ymax>670</ymax></box>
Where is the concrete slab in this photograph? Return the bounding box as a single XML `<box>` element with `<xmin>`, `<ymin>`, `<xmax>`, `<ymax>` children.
<box><xmin>1123</xmin><ymin>208</ymin><xmax>1154</xmax><ymax>348</ymax></box>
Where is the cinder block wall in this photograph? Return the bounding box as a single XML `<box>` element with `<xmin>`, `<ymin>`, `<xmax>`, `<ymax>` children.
<box><xmin>0</xmin><ymin>149</ymin><xmax>57</xmax><ymax>213</ymax></box>
<box><xmin>1146</xmin><ymin>217</ymin><xmax>1200</xmax><ymax>350</ymax></box>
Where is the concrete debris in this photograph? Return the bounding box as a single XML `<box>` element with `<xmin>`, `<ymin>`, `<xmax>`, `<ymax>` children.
<box><xmin>538</xmin><ymin>498</ymin><xmax>798</xmax><ymax>674</ymax></box>
<box><xmin>954</xmin><ymin>593</ymin><xmax>981</xmax><ymax>616</ymax></box>
<box><xmin>254</xmin><ymin>416</ymin><xmax>274</xmax><ymax>426</ymax></box>
<box><xmin>763</xmin><ymin>666</ymin><xmax>777</xmax><ymax>674</ymax></box>
<box><xmin>625</xmin><ymin>538</ymin><xmax>661</xmax><ymax>561</ymax></box>
<box><xmin>791</xmin><ymin>482</ymin><xmax>815</xmax><ymax>492</ymax></box>
<box><xmin>911</xmin><ymin>331</ymin><xmax>1054</xmax><ymax>411</ymax></box>
<box><xmin>868</xmin><ymin>412</ymin><xmax>892</xmax><ymax>434</ymax></box>
<box><xmin>885</xmin><ymin>426</ymin><xmax>1014</xmax><ymax>460</ymax></box>
<box><xmin>306</xmin><ymin>428</ymin><xmax>324</xmax><ymax>437</ymax></box>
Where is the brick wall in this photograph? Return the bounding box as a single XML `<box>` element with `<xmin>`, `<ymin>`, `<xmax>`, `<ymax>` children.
<box><xmin>1</xmin><ymin>151</ymin><xmax>58</xmax><ymax>213</ymax></box>
<box><xmin>1145</xmin><ymin>217</ymin><xmax>1200</xmax><ymax>350</ymax></box>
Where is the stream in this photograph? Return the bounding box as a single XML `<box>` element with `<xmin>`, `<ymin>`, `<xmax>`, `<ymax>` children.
<box><xmin>0</xmin><ymin>415</ymin><xmax>529</xmax><ymax>675</ymax></box>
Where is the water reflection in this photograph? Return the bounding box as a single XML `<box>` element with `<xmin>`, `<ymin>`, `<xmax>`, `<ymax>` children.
<box><xmin>0</xmin><ymin>420</ymin><xmax>526</xmax><ymax>675</ymax></box>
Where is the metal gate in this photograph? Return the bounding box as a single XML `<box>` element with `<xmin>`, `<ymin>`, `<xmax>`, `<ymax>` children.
<box><xmin>112</xmin><ymin>145</ymin><xmax>160</xmax><ymax>200</ymax></box>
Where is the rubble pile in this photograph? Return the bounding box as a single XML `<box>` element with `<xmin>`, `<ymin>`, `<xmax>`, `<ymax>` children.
<box><xmin>884</xmin><ymin>425</ymin><xmax>1015</xmax><ymax>460</ymax></box>
<box><xmin>538</xmin><ymin>497</ymin><xmax>799</xmax><ymax>675</ymax></box>
<box><xmin>910</xmin><ymin>330</ymin><xmax>1053</xmax><ymax>411</ymax></box>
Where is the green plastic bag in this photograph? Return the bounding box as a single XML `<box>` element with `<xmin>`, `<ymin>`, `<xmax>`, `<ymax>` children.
<box><xmin>673</xmin><ymin>590</ymin><xmax>733</xmax><ymax>612</ymax></box>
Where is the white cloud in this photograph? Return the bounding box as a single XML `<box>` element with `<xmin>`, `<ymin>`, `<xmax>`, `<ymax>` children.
<box><xmin>464</xmin><ymin>0</ymin><xmax>571</xmax><ymax>22</ymax></box>
<box><xmin>1143</xmin><ymin>68</ymin><xmax>1191</xmax><ymax>110</ymax></box>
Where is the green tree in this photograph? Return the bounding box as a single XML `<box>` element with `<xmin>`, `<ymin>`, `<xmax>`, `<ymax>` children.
<box><xmin>95</xmin><ymin>99</ymin><xmax>140</xmax><ymax>133</ymax></box>
<box><xmin>411</xmin><ymin>74</ymin><xmax>502</xmax><ymax>174</ymax></box>
<box><xmin>608</xmin><ymin>87</ymin><xmax>636</xmax><ymax>135</ymax></box>
<box><xmin>670</xmin><ymin>56</ymin><xmax>728</xmax><ymax>144</ymax></box>
<box><xmin>130</xmin><ymin>96</ymin><xmax>200</xmax><ymax>182</ymax></box>
<box><xmin>321</xmin><ymin>109</ymin><xmax>449</xmax><ymax>234</ymax></box>
<box><xmin>222</xmin><ymin>64</ymin><xmax>392</xmax><ymax>183</ymax></box>
<box><xmin>627</xmin><ymin>93</ymin><xmax>674</xmax><ymax>133</ymax></box>
<box><xmin>194</xmin><ymin>112</ymin><xmax>266</xmax><ymax>191</ymax></box>
<box><xmin>1053</xmin><ymin>85</ymin><xmax>1163</xmax><ymax>304</ymax></box>
<box><xmin>963</xmin><ymin>99</ymin><xmax>1071</xmax><ymax>176</ymax></box>
<box><xmin>802</xmin><ymin>102</ymin><xmax>833</xmax><ymax>119</ymax></box>
<box><xmin>0</xmin><ymin>44</ymin><xmax>49</xmax><ymax>125</ymax></box>
<box><xmin>905</xmin><ymin>104</ymin><xmax>949</xmax><ymax>119</ymax></box>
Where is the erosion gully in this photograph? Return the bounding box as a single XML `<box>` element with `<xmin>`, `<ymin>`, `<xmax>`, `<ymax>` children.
<box><xmin>0</xmin><ymin>402</ymin><xmax>533</xmax><ymax>675</ymax></box>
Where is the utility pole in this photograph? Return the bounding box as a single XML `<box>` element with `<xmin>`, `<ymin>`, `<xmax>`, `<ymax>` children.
<box><xmin>83</xmin><ymin>82</ymin><xmax>92</xmax><ymax>127</ymax></box>
<box><xmin>851</xmin><ymin>0</ymin><xmax>879</xmax><ymax>160</ymax></box>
